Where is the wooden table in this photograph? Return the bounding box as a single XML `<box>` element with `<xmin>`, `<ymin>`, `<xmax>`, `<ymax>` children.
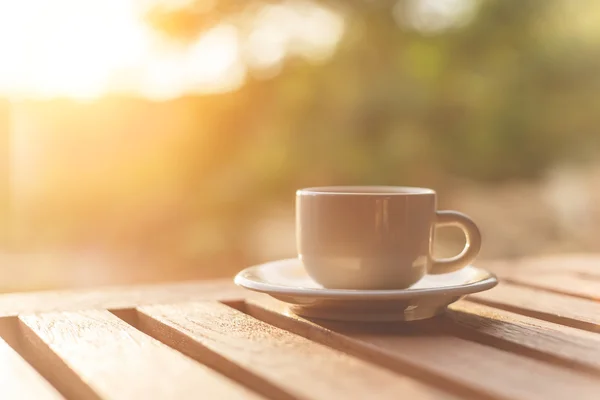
<box><xmin>1</xmin><ymin>254</ymin><xmax>599</xmax><ymax>400</ymax></box>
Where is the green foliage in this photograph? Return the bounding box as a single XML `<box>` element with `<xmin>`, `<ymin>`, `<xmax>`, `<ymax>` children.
<box><xmin>18</xmin><ymin>0</ymin><xmax>600</xmax><ymax>266</ymax></box>
<box><xmin>140</xmin><ymin>1</ymin><xmax>600</xmax><ymax>258</ymax></box>
<box><xmin>149</xmin><ymin>0</ymin><xmax>598</xmax><ymax>189</ymax></box>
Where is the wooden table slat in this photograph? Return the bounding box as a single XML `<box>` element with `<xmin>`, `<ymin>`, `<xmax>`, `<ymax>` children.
<box><xmin>499</xmin><ymin>273</ymin><xmax>600</xmax><ymax>300</ymax></box>
<box><xmin>485</xmin><ymin>255</ymin><xmax>600</xmax><ymax>278</ymax></box>
<box><xmin>486</xmin><ymin>260</ymin><xmax>600</xmax><ymax>300</ymax></box>
<box><xmin>0</xmin><ymin>254</ymin><xmax>599</xmax><ymax>400</ymax></box>
<box><xmin>17</xmin><ymin>310</ymin><xmax>262</xmax><ymax>400</ymax></box>
<box><xmin>0</xmin><ymin>280</ymin><xmax>246</xmax><ymax>317</ymax></box>
<box><xmin>135</xmin><ymin>301</ymin><xmax>454</xmax><ymax>400</ymax></box>
<box><xmin>242</xmin><ymin>297</ymin><xmax>600</xmax><ymax>400</ymax></box>
<box><xmin>446</xmin><ymin>301</ymin><xmax>600</xmax><ymax>374</ymax></box>
<box><xmin>0</xmin><ymin>336</ymin><xmax>63</xmax><ymax>400</ymax></box>
<box><xmin>468</xmin><ymin>282</ymin><xmax>600</xmax><ymax>332</ymax></box>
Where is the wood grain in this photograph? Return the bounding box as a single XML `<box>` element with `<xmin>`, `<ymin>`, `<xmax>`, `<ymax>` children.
<box><xmin>243</xmin><ymin>297</ymin><xmax>600</xmax><ymax>400</ymax></box>
<box><xmin>484</xmin><ymin>254</ymin><xmax>600</xmax><ymax>278</ymax></box>
<box><xmin>499</xmin><ymin>273</ymin><xmax>600</xmax><ymax>300</ymax></box>
<box><xmin>0</xmin><ymin>336</ymin><xmax>63</xmax><ymax>399</ymax></box>
<box><xmin>0</xmin><ymin>279</ymin><xmax>247</xmax><ymax>317</ymax></box>
<box><xmin>484</xmin><ymin>256</ymin><xmax>600</xmax><ymax>299</ymax></box>
<box><xmin>468</xmin><ymin>282</ymin><xmax>600</xmax><ymax>332</ymax></box>
<box><xmin>135</xmin><ymin>301</ymin><xmax>455</xmax><ymax>400</ymax></box>
<box><xmin>445</xmin><ymin>301</ymin><xmax>600</xmax><ymax>374</ymax></box>
<box><xmin>18</xmin><ymin>309</ymin><xmax>262</xmax><ymax>400</ymax></box>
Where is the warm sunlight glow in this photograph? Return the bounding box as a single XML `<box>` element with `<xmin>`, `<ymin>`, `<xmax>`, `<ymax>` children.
<box><xmin>140</xmin><ymin>24</ymin><xmax>245</xmax><ymax>100</ymax></box>
<box><xmin>0</xmin><ymin>0</ymin><xmax>243</xmax><ymax>99</ymax></box>
<box><xmin>0</xmin><ymin>0</ymin><xmax>344</xmax><ymax>100</ymax></box>
<box><xmin>246</xmin><ymin>2</ymin><xmax>345</xmax><ymax>71</ymax></box>
<box><xmin>0</xmin><ymin>0</ymin><xmax>146</xmax><ymax>98</ymax></box>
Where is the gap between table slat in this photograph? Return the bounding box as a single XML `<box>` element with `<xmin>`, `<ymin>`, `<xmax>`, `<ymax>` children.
<box><xmin>444</xmin><ymin>301</ymin><xmax>600</xmax><ymax>376</ymax></box>
<box><xmin>112</xmin><ymin>308</ymin><xmax>297</xmax><ymax>400</ymax></box>
<box><xmin>467</xmin><ymin>282</ymin><xmax>600</xmax><ymax>332</ymax></box>
<box><xmin>16</xmin><ymin>317</ymin><xmax>102</xmax><ymax>400</ymax></box>
<box><xmin>237</xmin><ymin>297</ymin><xmax>600</xmax><ymax>400</ymax></box>
<box><xmin>0</xmin><ymin>319</ymin><xmax>64</xmax><ymax>400</ymax></box>
<box><xmin>8</xmin><ymin>309</ymin><xmax>263</xmax><ymax>400</ymax></box>
<box><xmin>484</xmin><ymin>258</ymin><xmax>600</xmax><ymax>301</ymax></box>
<box><xmin>498</xmin><ymin>273</ymin><xmax>600</xmax><ymax>301</ymax></box>
<box><xmin>126</xmin><ymin>301</ymin><xmax>456</xmax><ymax>400</ymax></box>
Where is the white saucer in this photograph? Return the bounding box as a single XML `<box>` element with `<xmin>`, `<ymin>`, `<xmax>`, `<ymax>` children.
<box><xmin>234</xmin><ymin>258</ymin><xmax>498</xmax><ymax>322</ymax></box>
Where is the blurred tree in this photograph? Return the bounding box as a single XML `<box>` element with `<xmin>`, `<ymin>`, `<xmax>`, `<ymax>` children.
<box><xmin>134</xmin><ymin>0</ymin><xmax>600</xmax><ymax>264</ymax></box>
<box><xmin>7</xmin><ymin>0</ymin><xmax>600</xmax><ymax>288</ymax></box>
<box><xmin>146</xmin><ymin>0</ymin><xmax>599</xmax><ymax>186</ymax></box>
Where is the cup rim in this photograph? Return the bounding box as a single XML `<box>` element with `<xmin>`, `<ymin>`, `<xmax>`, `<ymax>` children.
<box><xmin>297</xmin><ymin>186</ymin><xmax>435</xmax><ymax>196</ymax></box>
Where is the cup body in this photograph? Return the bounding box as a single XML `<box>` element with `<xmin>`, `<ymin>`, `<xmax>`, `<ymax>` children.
<box><xmin>296</xmin><ymin>186</ymin><xmax>436</xmax><ymax>289</ymax></box>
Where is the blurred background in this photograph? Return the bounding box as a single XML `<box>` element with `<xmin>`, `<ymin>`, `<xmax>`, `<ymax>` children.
<box><xmin>1</xmin><ymin>0</ymin><xmax>600</xmax><ymax>292</ymax></box>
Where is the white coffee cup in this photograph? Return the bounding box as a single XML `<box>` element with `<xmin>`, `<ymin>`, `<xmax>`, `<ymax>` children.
<box><xmin>296</xmin><ymin>186</ymin><xmax>481</xmax><ymax>289</ymax></box>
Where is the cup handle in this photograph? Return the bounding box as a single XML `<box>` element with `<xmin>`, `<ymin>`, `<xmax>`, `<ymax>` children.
<box><xmin>430</xmin><ymin>211</ymin><xmax>481</xmax><ymax>275</ymax></box>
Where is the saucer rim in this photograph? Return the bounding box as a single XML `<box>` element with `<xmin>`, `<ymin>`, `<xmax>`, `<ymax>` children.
<box><xmin>234</xmin><ymin>258</ymin><xmax>498</xmax><ymax>300</ymax></box>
